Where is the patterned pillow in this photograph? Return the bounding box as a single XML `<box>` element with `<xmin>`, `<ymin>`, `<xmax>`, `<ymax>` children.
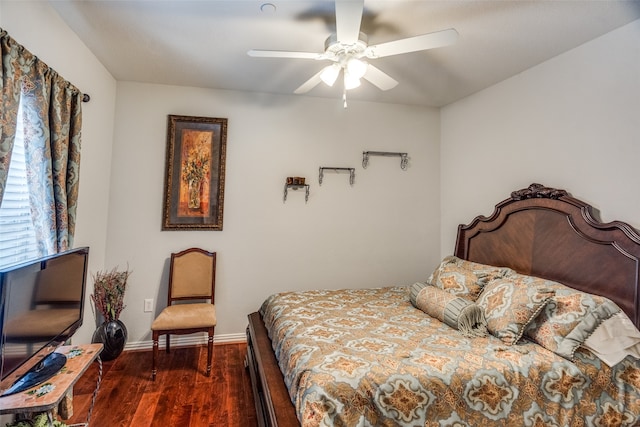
<box><xmin>428</xmin><ymin>256</ymin><xmax>514</xmax><ymax>301</ymax></box>
<box><xmin>524</xmin><ymin>281</ymin><xmax>621</xmax><ymax>359</ymax></box>
<box><xmin>476</xmin><ymin>275</ymin><xmax>555</xmax><ymax>345</ymax></box>
<box><xmin>412</xmin><ymin>283</ymin><xmax>487</xmax><ymax>338</ymax></box>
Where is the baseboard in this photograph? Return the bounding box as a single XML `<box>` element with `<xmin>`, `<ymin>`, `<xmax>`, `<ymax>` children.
<box><xmin>124</xmin><ymin>332</ymin><xmax>246</xmax><ymax>351</ymax></box>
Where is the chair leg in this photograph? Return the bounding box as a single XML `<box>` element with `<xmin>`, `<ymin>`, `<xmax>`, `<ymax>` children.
<box><xmin>152</xmin><ymin>331</ymin><xmax>159</xmax><ymax>381</ymax></box>
<box><xmin>206</xmin><ymin>327</ymin><xmax>214</xmax><ymax>377</ymax></box>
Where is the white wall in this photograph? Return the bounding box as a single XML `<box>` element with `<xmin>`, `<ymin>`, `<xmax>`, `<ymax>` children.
<box><xmin>0</xmin><ymin>1</ymin><xmax>117</xmax><ymax>344</ymax></box>
<box><xmin>109</xmin><ymin>83</ymin><xmax>441</xmax><ymax>346</ymax></box>
<box><xmin>440</xmin><ymin>19</ymin><xmax>640</xmax><ymax>256</ymax></box>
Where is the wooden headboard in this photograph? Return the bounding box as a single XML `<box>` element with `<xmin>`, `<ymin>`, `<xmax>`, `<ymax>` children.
<box><xmin>455</xmin><ymin>183</ymin><xmax>640</xmax><ymax>328</ymax></box>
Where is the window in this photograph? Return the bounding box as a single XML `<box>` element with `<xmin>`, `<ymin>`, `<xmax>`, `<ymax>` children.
<box><xmin>0</xmin><ymin>100</ymin><xmax>38</xmax><ymax>269</ymax></box>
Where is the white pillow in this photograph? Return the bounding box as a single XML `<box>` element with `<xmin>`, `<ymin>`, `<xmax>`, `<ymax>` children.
<box><xmin>582</xmin><ymin>312</ymin><xmax>640</xmax><ymax>366</ymax></box>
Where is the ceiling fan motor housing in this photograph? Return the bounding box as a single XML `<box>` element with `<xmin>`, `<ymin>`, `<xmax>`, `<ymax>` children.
<box><xmin>324</xmin><ymin>32</ymin><xmax>368</xmax><ymax>59</ymax></box>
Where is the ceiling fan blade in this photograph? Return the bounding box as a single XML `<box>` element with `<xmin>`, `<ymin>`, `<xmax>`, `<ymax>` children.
<box><xmin>365</xmin><ymin>28</ymin><xmax>458</xmax><ymax>58</ymax></box>
<box><xmin>362</xmin><ymin>65</ymin><xmax>398</xmax><ymax>91</ymax></box>
<box><xmin>247</xmin><ymin>49</ymin><xmax>321</xmax><ymax>59</ymax></box>
<box><xmin>294</xmin><ymin>69</ymin><xmax>325</xmax><ymax>94</ymax></box>
<box><xmin>335</xmin><ymin>0</ymin><xmax>364</xmax><ymax>45</ymax></box>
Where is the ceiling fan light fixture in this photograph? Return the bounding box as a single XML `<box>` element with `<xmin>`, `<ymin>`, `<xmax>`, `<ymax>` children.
<box><xmin>346</xmin><ymin>58</ymin><xmax>367</xmax><ymax>79</ymax></box>
<box><xmin>320</xmin><ymin>64</ymin><xmax>341</xmax><ymax>87</ymax></box>
<box><xmin>344</xmin><ymin>71</ymin><xmax>361</xmax><ymax>90</ymax></box>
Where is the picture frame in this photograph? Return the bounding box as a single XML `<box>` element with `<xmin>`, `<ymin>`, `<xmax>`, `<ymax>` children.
<box><xmin>162</xmin><ymin>115</ymin><xmax>227</xmax><ymax>230</ymax></box>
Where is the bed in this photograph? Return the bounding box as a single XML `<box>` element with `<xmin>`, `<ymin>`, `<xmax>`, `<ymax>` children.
<box><xmin>245</xmin><ymin>183</ymin><xmax>640</xmax><ymax>427</ymax></box>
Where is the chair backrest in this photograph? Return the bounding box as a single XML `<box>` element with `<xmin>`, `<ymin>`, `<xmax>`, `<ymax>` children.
<box><xmin>168</xmin><ymin>248</ymin><xmax>216</xmax><ymax>304</ymax></box>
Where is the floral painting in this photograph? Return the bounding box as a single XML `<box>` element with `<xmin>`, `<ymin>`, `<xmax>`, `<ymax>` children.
<box><xmin>162</xmin><ymin>115</ymin><xmax>227</xmax><ymax>230</ymax></box>
<box><xmin>179</xmin><ymin>129</ymin><xmax>211</xmax><ymax>216</ymax></box>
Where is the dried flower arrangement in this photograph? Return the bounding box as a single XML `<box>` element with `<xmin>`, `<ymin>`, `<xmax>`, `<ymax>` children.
<box><xmin>90</xmin><ymin>267</ymin><xmax>131</xmax><ymax>322</ymax></box>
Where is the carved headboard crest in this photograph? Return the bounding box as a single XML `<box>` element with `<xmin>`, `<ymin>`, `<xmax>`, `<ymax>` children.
<box><xmin>511</xmin><ymin>183</ymin><xmax>569</xmax><ymax>200</ymax></box>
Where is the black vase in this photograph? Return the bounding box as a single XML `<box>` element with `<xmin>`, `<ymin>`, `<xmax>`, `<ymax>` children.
<box><xmin>92</xmin><ymin>319</ymin><xmax>128</xmax><ymax>361</ymax></box>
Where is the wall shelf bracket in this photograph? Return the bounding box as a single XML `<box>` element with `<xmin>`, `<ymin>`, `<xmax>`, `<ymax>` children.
<box><xmin>283</xmin><ymin>184</ymin><xmax>309</xmax><ymax>203</ymax></box>
<box><xmin>362</xmin><ymin>151</ymin><xmax>408</xmax><ymax>170</ymax></box>
<box><xmin>318</xmin><ymin>167</ymin><xmax>355</xmax><ymax>186</ymax></box>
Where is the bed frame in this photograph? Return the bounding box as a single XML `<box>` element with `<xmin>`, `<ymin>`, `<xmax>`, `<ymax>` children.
<box><xmin>246</xmin><ymin>183</ymin><xmax>640</xmax><ymax>427</ymax></box>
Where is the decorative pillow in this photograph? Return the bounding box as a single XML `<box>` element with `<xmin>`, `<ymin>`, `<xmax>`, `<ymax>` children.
<box><xmin>524</xmin><ymin>280</ymin><xmax>621</xmax><ymax>359</ymax></box>
<box><xmin>412</xmin><ymin>283</ymin><xmax>487</xmax><ymax>338</ymax></box>
<box><xmin>476</xmin><ymin>275</ymin><xmax>555</xmax><ymax>345</ymax></box>
<box><xmin>427</xmin><ymin>256</ymin><xmax>513</xmax><ymax>301</ymax></box>
<box><xmin>409</xmin><ymin>282</ymin><xmax>427</xmax><ymax>306</ymax></box>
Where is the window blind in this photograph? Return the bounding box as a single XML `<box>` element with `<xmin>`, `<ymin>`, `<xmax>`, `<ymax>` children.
<box><xmin>0</xmin><ymin>104</ymin><xmax>38</xmax><ymax>269</ymax></box>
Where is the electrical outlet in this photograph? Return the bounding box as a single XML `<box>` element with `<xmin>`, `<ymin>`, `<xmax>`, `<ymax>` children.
<box><xmin>144</xmin><ymin>298</ymin><xmax>153</xmax><ymax>312</ymax></box>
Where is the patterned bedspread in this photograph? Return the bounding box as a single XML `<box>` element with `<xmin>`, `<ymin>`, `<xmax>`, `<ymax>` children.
<box><xmin>260</xmin><ymin>286</ymin><xmax>640</xmax><ymax>427</ymax></box>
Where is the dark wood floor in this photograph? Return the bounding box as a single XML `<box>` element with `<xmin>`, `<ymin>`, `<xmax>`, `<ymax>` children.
<box><xmin>65</xmin><ymin>343</ymin><xmax>258</xmax><ymax>427</ymax></box>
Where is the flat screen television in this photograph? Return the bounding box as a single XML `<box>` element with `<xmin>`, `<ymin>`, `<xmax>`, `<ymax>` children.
<box><xmin>0</xmin><ymin>246</ymin><xmax>89</xmax><ymax>396</ymax></box>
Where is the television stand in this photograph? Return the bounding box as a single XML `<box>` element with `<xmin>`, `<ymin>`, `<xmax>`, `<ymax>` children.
<box><xmin>0</xmin><ymin>344</ymin><xmax>102</xmax><ymax>422</ymax></box>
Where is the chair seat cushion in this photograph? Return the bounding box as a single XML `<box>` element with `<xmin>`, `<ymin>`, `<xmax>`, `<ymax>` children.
<box><xmin>151</xmin><ymin>303</ymin><xmax>216</xmax><ymax>330</ymax></box>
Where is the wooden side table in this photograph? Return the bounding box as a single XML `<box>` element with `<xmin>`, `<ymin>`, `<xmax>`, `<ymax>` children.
<box><xmin>0</xmin><ymin>344</ymin><xmax>102</xmax><ymax>422</ymax></box>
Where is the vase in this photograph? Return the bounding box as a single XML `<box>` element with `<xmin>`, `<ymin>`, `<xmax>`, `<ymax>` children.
<box><xmin>92</xmin><ymin>319</ymin><xmax>128</xmax><ymax>361</ymax></box>
<box><xmin>188</xmin><ymin>179</ymin><xmax>202</xmax><ymax>210</ymax></box>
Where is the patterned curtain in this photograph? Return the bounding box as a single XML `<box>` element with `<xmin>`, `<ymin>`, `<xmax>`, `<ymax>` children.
<box><xmin>0</xmin><ymin>29</ymin><xmax>22</xmax><ymax>204</ymax></box>
<box><xmin>0</xmin><ymin>28</ymin><xmax>83</xmax><ymax>255</ymax></box>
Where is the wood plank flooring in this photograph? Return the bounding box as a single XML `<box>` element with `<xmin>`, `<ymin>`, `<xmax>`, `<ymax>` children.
<box><xmin>65</xmin><ymin>343</ymin><xmax>258</xmax><ymax>427</ymax></box>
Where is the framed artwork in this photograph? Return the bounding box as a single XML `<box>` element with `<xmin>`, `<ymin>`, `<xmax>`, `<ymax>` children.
<box><xmin>162</xmin><ymin>115</ymin><xmax>227</xmax><ymax>230</ymax></box>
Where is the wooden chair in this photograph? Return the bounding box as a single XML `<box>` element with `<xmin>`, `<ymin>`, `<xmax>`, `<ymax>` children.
<box><xmin>151</xmin><ymin>248</ymin><xmax>216</xmax><ymax>381</ymax></box>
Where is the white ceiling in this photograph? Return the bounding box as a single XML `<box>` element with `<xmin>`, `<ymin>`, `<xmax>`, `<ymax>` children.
<box><xmin>51</xmin><ymin>0</ymin><xmax>640</xmax><ymax>107</ymax></box>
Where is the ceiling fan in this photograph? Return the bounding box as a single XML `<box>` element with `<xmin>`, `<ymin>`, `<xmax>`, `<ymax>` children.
<box><xmin>247</xmin><ymin>0</ymin><xmax>458</xmax><ymax>105</ymax></box>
